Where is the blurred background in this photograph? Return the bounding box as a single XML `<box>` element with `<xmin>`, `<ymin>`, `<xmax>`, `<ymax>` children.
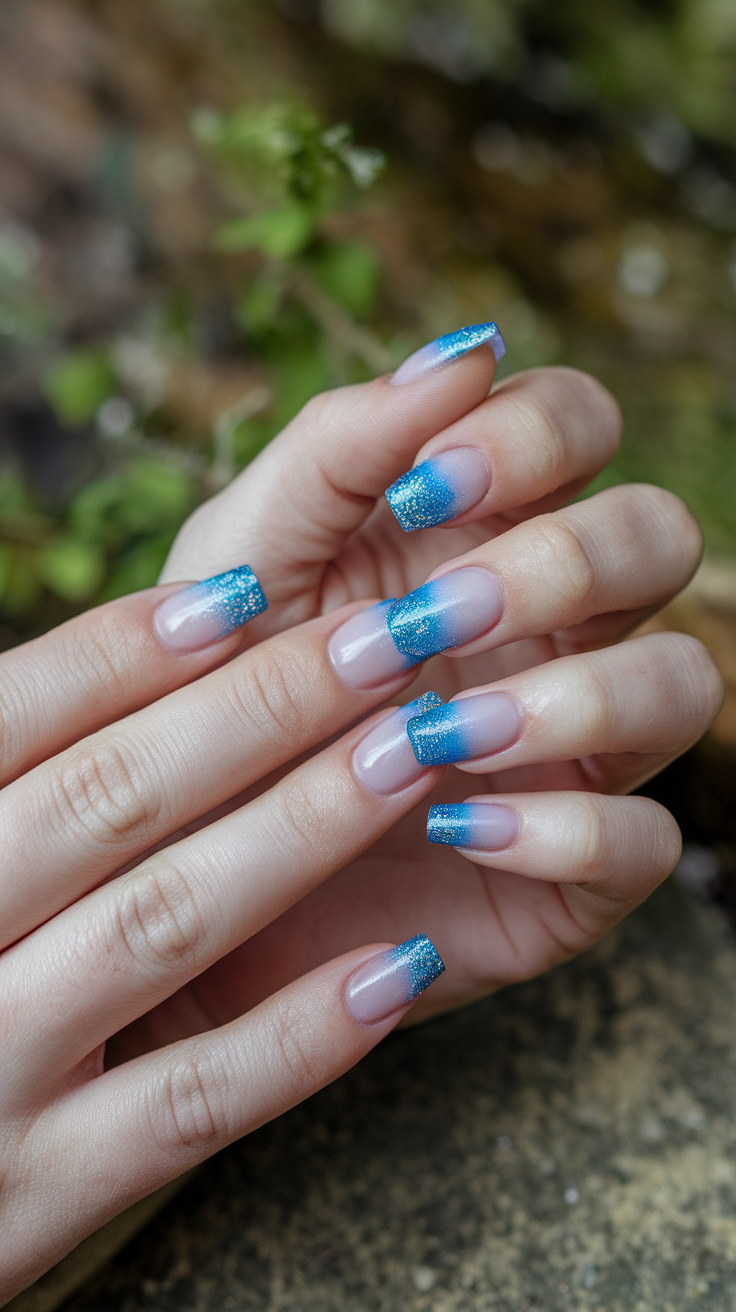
<box><xmin>0</xmin><ymin>0</ymin><xmax>734</xmax><ymax>850</ymax></box>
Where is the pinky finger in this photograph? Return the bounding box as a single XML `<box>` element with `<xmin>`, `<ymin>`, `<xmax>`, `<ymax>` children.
<box><xmin>6</xmin><ymin>938</ymin><xmax>443</xmax><ymax>1300</ymax></box>
<box><xmin>428</xmin><ymin>791</ymin><xmax>681</xmax><ymax>923</ymax></box>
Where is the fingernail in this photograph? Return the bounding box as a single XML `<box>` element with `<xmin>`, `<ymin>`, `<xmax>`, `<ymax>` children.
<box><xmin>344</xmin><ymin>934</ymin><xmax>445</xmax><ymax>1025</ymax></box>
<box><xmin>385</xmin><ymin>447</ymin><xmax>490</xmax><ymax>532</ymax></box>
<box><xmin>329</xmin><ymin>570</ymin><xmax>503</xmax><ymax>689</ymax></box>
<box><xmin>387</xmin><ymin>568</ymin><xmax>504</xmax><ymax>663</ymax></box>
<box><xmin>427</xmin><ymin>803</ymin><xmax>519</xmax><ymax>849</ymax></box>
<box><xmin>153</xmin><ymin>565</ymin><xmax>267</xmax><ymax>653</ymax></box>
<box><xmin>328</xmin><ymin>599</ymin><xmax>417</xmax><ymax>689</ymax></box>
<box><xmin>407</xmin><ymin>692</ymin><xmax>522</xmax><ymax>766</ymax></box>
<box><xmin>389</xmin><ymin>322</ymin><xmax>506</xmax><ymax>386</ymax></box>
<box><xmin>352</xmin><ymin>691</ymin><xmax>444</xmax><ymax>796</ymax></box>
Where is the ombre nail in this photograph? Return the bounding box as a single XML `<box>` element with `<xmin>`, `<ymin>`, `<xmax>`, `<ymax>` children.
<box><xmin>153</xmin><ymin>565</ymin><xmax>267</xmax><ymax>653</ymax></box>
<box><xmin>427</xmin><ymin>803</ymin><xmax>519</xmax><ymax>850</ymax></box>
<box><xmin>328</xmin><ymin>570</ymin><xmax>504</xmax><ymax>689</ymax></box>
<box><xmin>407</xmin><ymin>692</ymin><xmax>522</xmax><ymax>766</ymax></box>
<box><xmin>389</xmin><ymin>322</ymin><xmax>506</xmax><ymax>386</ymax></box>
<box><xmin>385</xmin><ymin>447</ymin><xmax>490</xmax><ymax>532</ymax></box>
<box><xmin>344</xmin><ymin>934</ymin><xmax>445</xmax><ymax>1025</ymax></box>
<box><xmin>352</xmin><ymin>691</ymin><xmax>444</xmax><ymax>796</ymax></box>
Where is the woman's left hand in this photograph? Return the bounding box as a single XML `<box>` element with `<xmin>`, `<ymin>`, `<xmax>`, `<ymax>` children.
<box><xmin>153</xmin><ymin>351</ymin><xmax>723</xmax><ymax>1025</ymax></box>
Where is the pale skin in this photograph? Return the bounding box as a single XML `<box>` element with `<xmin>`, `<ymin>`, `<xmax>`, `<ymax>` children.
<box><xmin>0</xmin><ymin>350</ymin><xmax>724</xmax><ymax>1300</ymax></box>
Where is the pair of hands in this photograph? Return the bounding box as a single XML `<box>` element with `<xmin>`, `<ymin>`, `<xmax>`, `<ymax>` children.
<box><xmin>1</xmin><ymin>345</ymin><xmax>722</xmax><ymax>1299</ymax></box>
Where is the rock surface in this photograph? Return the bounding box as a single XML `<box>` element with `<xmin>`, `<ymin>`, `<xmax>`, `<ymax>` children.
<box><xmin>44</xmin><ymin>878</ymin><xmax>736</xmax><ymax>1312</ymax></box>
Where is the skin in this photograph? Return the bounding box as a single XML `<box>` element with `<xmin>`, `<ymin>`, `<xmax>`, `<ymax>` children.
<box><xmin>0</xmin><ymin>356</ymin><xmax>723</xmax><ymax>1300</ymax></box>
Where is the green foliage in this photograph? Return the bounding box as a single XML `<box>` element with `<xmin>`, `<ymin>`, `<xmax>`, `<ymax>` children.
<box><xmin>197</xmin><ymin>97</ymin><xmax>388</xmax><ymax>442</ymax></box>
<box><xmin>43</xmin><ymin>349</ymin><xmax>117</xmax><ymax>428</ymax></box>
<box><xmin>310</xmin><ymin>239</ymin><xmax>382</xmax><ymax>317</ymax></box>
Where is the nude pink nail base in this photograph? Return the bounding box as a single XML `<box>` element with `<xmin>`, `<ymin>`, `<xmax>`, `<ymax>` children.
<box><xmin>352</xmin><ymin>691</ymin><xmax>444</xmax><ymax>796</ymax></box>
<box><xmin>153</xmin><ymin>564</ymin><xmax>267</xmax><ymax>654</ymax></box>
<box><xmin>344</xmin><ymin>934</ymin><xmax>445</xmax><ymax>1025</ymax></box>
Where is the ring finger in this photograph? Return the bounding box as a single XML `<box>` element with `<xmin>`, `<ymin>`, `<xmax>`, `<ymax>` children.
<box><xmin>402</xmin><ymin>631</ymin><xmax>723</xmax><ymax>792</ymax></box>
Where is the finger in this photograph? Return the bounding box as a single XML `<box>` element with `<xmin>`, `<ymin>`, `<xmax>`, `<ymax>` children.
<box><xmin>160</xmin><ymin>338</ymin><xmax>499</xmax><ymax>616</ymax></box>
<box><xmin>421</xmin><ymin>791</ymin><xmax>680</xmax><ymax>995</ymax></box>
<box><xmin>383</xmin><ymin>366</ymin><xmax>621</xmax><ymax>532</ymax></box>
<box><xmin>426</xmin><ymin>791</ymin><xmax>680</xmax><ymax>903</ymax></box>
<box><xmin>3</xmin><ymin>937</ymin><xmax>443</xmax><ymax>1297</ymax></box>
<box><xmin>327</xmin><ymin>484</ymin><xmax>703</xmax><ymax>688</ymax></box>
<box><xmin>404</xmin><ymin>633</ymin><xmax>724</xmax><ymax>790</ymax></box>
<box><xmin>0</xmin><ymin>581</ymin><xmax>266</xmax><ymax>790</ymax></box>
<box><xmin>2</xmin><ymin>715</ymin><xmax>443</xmax><ymax>1083</ymax></box>
<box><xmin>0</xmin><ymin>604</ymin><xmax>436</xmax><ymax>949</ymax></box>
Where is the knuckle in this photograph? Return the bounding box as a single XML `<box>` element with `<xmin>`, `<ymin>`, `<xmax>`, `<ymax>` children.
<box><xmin>530</xmin><ymin>514</ymin><xmax>598</xmax><ymax>610</ymax></box>
<box><xmin>52</xmin><ymin>739</ymin><xmax>161</xmax><ymax>845</ymax></box>
<box><xmin>663</xmin><ymin>632</ymin><xmax>725</xmax><ymax>729</ymax></box>
<box><xmin>279</xmin><ymin>776</ymin><xmax>327</xmax><ymax>852</ymax></box>
<box><xmin>268</xmin><ymin>994</ymin><xmax>323</xmax><ymax>1091</ymax></box>
<box><xmin>575</xmin><ymin>658</ymin><xmax>617</xmax><ymax>741</ymax></box>
<box><xmin>567</xmin><ymin>796</ymin><xmax>606</xmax><ymax>880</ymax></box>
<box><xmin>152</xmin><ymin>1051</ymin><xmax>229</xmax><ymax>1153</ymax></box>
<box><xmin>229</xmin><ymin>645</ymin><xmax>312</xmax><ymax>755</ymax></box>
<box><xmin>514</xmin><ymin>394</ymin><xmax>568</xmax><ymax>482</ymax></box>
<box><xmin>115</xmin><ymin>862</ymin><xmax>208</xmax><ymax>977</ymax></box>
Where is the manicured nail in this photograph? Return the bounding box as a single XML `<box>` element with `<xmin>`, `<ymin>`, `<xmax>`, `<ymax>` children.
<box><xmin>153</xmin><ymin>565</ymin><xmax>267</xmax><ymax>653</ymax></box>
<box><xmin>385</xmin><ymin>447</ymin><xmax>490</xmax><ymax>532</ymax></box>
<box><xmin>407</xmin><ymin>692</ymin><xmax>522</xmax><ymax>766</ymax></box>
<box><xmin>344</xmin><ymin>934</ymin><xmax>445</xmax><ymax>1025</ymax></box>
<box><xmin>427</xmin><ymin>803</ymin><xmax>519</xmax><ymax>850</ymax></box>
<box><xmin>389</xmin><ymin>322</ymin><xmax>506</xmax><ymax>386</ymax></box>
<box><xmin>352</xmin><ymin>691</ymin><xmax>444</xmax><ymax>796</ymax></box>
<box><xmin>328</xmin><ymin>570</ymin><xmax>504</xmax><ymax>689</ymax></box>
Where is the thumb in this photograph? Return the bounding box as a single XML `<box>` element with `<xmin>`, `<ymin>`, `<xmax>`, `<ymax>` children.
<box><xmin>160</xmin><ymin>327</ymin><xmax>502</xmax><ymax>616</ymax></box>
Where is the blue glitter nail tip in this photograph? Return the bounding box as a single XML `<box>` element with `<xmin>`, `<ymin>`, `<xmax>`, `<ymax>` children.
<box><xmin>197</xmin><ymin>564</ymin><xmax>267</xmax><ymax>638</ymax></box>
<box><xmin>386</xmin><ymin>579</ymin><xmax>449</xmax><ymax>661</ymax></box>
<box><xmin>406</xmin><ymin>701</ymin><xmax>472</xmax><ymax>766</ymax></box>
<box><xmin>433</xmin><ymin>321</ymin><xmax>506</xmax><ymax>365</ymax></box>
<box><xmin>385</xmin><ymin>461</ymin><xmax>455</xmax><ymax>532</ymax></box>
<box><xmin>387</xmin><ymin>933</ymin><xmax>445</xmax><ymax>1000</ymax></box>
<box><xmin>426</xmin><ymin>804</ymin><xmax>475</xmax><ymax>847</ymax></box>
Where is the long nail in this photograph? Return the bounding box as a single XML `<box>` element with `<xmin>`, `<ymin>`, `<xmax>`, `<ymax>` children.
<box><xmin>385</xmin><ymin>447</ymin><xmax>490</xmax><ymax>532</ymax></box>
<box><xmin>344</xmin><ymin>934</ymin><xmax>445</xmax><ymax>1025</ymax></box>
<box><xmin>352</xmin><ymin>691</ymin><xmax>444</xmax><ymax>796</ymax></box>
<box><xmin>153</xmin><ymin>565</ymin><xmax>267</xmax><ymax>653</ymax></box>
<box><xmin>389</xmin><ymin>322</ymin><xmax>506</xmax><ymax>386</ymax></box>
<box><xmin>427</xmin><ymin>803</ymin><xmax>519</xmax><ymax>849</ymax></box>
<box><xmin>407</xmin><ymin>692</ymin><xmax>522</xmax><ymax>766</ymax></box>
<box><xmin>328</xmin><ymin>570</ymin><xmax>504</xmax><ymax>690</ymax></box>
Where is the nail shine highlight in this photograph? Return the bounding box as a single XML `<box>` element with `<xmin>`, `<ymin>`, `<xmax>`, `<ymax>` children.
<box><xmin>385</xmin><ymin>447</ymin><xmax>489</xmax><ymax>532</ymax></box>
<box><xmin>153</xmin><ymin>564</ymin><xmax>267</xmax><ymax>654</ymax></box>
<box><xmin>426</xmin><ymin>803</ymin><xmax>519</xmax><ymax>850</ymax></box>
<box><xmin>344</xmin><ymin>933</ymin><xmax>445</xmax><ymax>1025</ymax></box>
<box><xmin>389</xmin><ymin>322</ymin><xmax>506</xmax><ymax>386</ymax></box>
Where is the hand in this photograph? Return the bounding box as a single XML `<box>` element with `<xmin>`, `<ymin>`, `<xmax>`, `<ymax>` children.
<box><xmin>0</xmin><ymin>588</ymin><xmax>448</xmax><ymax>1297</ymax></box>
<box><xmin>158</xmin><ymin>333</ymin><xmax>724</xmax><ymax>1022</ymax></box>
